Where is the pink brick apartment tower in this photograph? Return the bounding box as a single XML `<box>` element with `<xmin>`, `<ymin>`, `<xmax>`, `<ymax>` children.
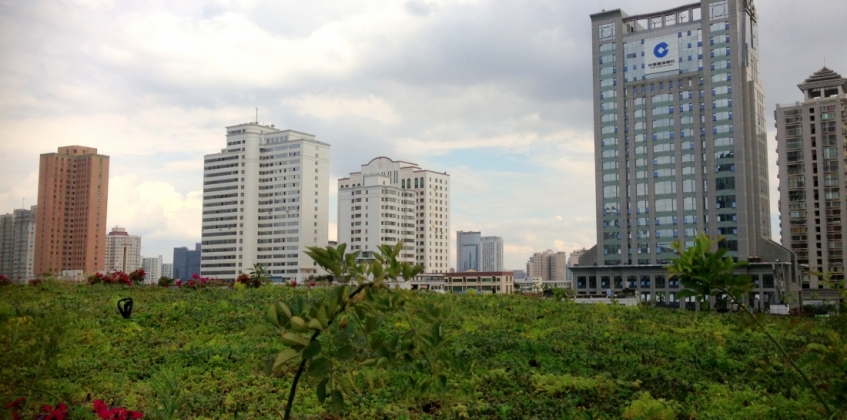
<box><xmin>34</xmin><ymin>146</ymin><xmax>109</xmax><ymax>275</ymax></box>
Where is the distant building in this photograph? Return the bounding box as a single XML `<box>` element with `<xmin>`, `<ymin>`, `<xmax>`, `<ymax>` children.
<box><xmin>567</xmin><ymin>248</ymin><xmax>588</xmax><ymax>283</ymax></box>
<box><xmin>526</xmin><ymin>250</ymin><xmax>567</xmax><ymax>281</ymax></box>
<box><xmin>0</xmin><ymin>206</ymin><xmax>37</xmax><ymax>283</ymax></box>
<box><xmin>456</xmin><ymin>231</ymin><xmax>481</xmax><ymax>271</ymax></box>
<box><xmin>428</xmin><ymin>271</ymin><xmax>515</xmax><ymax>294</ymax></box>
<box><xmin>457</xmin><ymin>232</ymin><xmax>503</xmax><ymax>272</ymax></box>
<box><xmin>338</xmin><ymin>157</ymin><xmax>450</xmax><ymax>273</ymax></box>
<box><xmin>161</xmin><ymin>263</ymin><xmax>173</xmax><ymax>279</ymax></box>
<box><xmin>574</xmin><ymin>0</ymin><xmax>797</xmax><ymax>308</ymax></box>
<box><xmin>142</xmin><ymin>256</ymin><xmax>162</xmax><ymax>284</ymax></box>
<box><xmin>511</xmin><ymin>269</ymin><xmax>527</xmax><ymax>280</ymax></box>
<box><xmin>480</xmin><ymin>236</ymin><xmax>504</xmax><ymax>272</ymax></box>
<box><xmin>201</xmin><ymin>123</ymin><xmax>331</xmax><ymax>282</ymax></box>
<box><xmin>34</xmin><ymin>146</ymin><xmax>109</xmax><ymax>275</ymax></box>
<box><xmin>173</xmin><ymin>243</ymin><xmax>201</xmax><ymax>280</ymax></box>
<box><xmin>104</xmin><ymin>226</ymin><xmax>141</xmax><ymax>273</ymax></box>
<box><xmin>776</xmin><ymin>67</ymin><xmax>847</xmax><ymax>288</ymax></box>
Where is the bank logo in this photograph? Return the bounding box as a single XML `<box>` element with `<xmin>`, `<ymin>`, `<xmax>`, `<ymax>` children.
<box><xmin>654</xmin><ymin>42</ymin><xmax>670</xmax><ymax>58</ymax></box>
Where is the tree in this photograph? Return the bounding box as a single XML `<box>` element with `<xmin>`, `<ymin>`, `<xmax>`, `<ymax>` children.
<box><xmin>668</xmin><ymin>233</ymin><xmax>752</xmax><ymax>315</ymax></box>
<box><xmin>667</xmin><ymin>233</ymin><xmax>832</xmax><ymax>416</ymax></box>
<box><xmin>247</xmin><ymin>263</ymin><xmax>267</xmax><ymax>288</ymax></box>
<box><xmin>266</xmin><ymin>243</ymin><xmax>469</xmax><ymax>419</ymax></box>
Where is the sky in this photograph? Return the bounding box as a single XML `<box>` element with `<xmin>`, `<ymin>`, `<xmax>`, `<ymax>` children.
<box><xmin>0</xmin><ymin>0</ymin><xmax>845</xmax><ymax>269</ymax></box>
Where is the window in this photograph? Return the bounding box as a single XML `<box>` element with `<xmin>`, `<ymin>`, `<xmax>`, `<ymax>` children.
<box><xmin>655</xmin><ymin>198</ymin><xmax>677</xmax><ymax>212</ymax></box>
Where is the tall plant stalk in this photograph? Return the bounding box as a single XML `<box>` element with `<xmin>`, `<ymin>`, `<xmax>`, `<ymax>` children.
<box><xmin>283</xmin><ymin>284</ymin><xmax>368</xmax><ymax>420</ymax></box>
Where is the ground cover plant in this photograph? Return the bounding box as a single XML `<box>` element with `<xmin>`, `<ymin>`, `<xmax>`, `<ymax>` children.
<box><xmin>1</xmin><ymin>269</ymin><xmax>844</xmax><ymax>418</ymax></box>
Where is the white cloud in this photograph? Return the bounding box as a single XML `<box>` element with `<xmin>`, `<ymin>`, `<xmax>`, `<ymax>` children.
<box><xmin>281</xmin><ymin>94</ymin><xmax>401</xmax><ymax>125</ymax></box>
<box><xmin>107</xmin><ymin>175</ymin><xmax>202</xmax><ymax>245</ymax></box>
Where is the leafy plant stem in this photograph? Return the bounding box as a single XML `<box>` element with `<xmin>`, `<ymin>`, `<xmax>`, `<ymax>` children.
<box><xmin>726</xmin><ymin>291</ymin><xmax>833</xmax><ymax>417</ymax></box>
<box><xmin>16</xmin><ymin>384</ymin><xmax>62</xmax><ymax>402</ymax></box>
<box><xmin>283</xmin><ymin>283</ymin><xmax>370</xmax><ymax>420</ymax></box>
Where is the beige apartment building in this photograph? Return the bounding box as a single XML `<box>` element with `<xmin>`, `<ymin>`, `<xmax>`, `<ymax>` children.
<box><xmin>776</xmin><ymin>67</ymin><xmax>847</xmax><ymax>288</ymax></box>
<box><xmin>104</xmin><ymin>226</ymin><xmax>142</xmax><ymax>273</ymax></box>
<box><xmin>526</xmin><ymin>250</ymin><xmax>567</xmax><ymax>281</ymax></box>
<box><xmin>34</xmin><ymin>146</ymin><xmax>109</xmax><ymax>275</ymax></box>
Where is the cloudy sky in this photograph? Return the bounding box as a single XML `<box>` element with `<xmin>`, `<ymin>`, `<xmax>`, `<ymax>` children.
<box><xmin>0</xmin><ymin>0</ymin><xmax>844</xmax><ymax>270</ymax></box>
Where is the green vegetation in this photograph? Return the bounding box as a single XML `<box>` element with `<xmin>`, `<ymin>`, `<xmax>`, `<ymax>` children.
<box><xmin>1</xmin><ymin>274</ymin><xmax>844</xmax><ymax>418</ymax></box>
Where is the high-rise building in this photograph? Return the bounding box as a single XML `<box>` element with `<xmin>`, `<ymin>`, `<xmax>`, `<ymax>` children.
<box><xmin>456</xmin><ymin>231</ymin><xmax>481</xmax><ymax>271</ymax></box>
<box><xmin>456</xmin><ymin>231</ymin><xmax>503</xmax><ymax>272</ymax></box>
<box><xmin>0</xmin><ymin>206</ymin><xmax>37</xmax><ymax>283</ymax></box>
<box><xmin>481</xmin><ymin>236</ymin><xmax>504</xmax><ymax>272</ymax></box>
<box><xmin>338</xmin><ymin>157</ymin><xmax>450</xmax><ymax>273</ymax></box>
<box><xmin>576</xmin><ymin>1</ymin><xmax>797</xmax><ymax>307</ymax></box>
<box><xmin>161</xmin><ymin>263</ymin><xmax>174</xmax><ymax>279</ymax></box>
<box><xmin>201</xmin><ymin>123</ymin><xmax>330</xmax><ymax>283</ymax></box>
<box><xmin>173</xmin><ymin>243</ymin><xmax>201</xmax><ymax>280</ymax></box>
<box><xmin>34</xmin><ymin>146</ymin><xmax>109</xmax><ymax>275</ymax></box>
<box><xmin>526</xmin><ymin>250</ymin><xmax>567</xmax><ymax>281</ymax></box>
<box><xmin>142</xmin><ymin>256</ymin><xmax>162</xmax><ymax>284</ymax></box>
<box><xmin>104</xmin><ymin>226</ymin><xmax>141</xmax><ymax>273</ymax></box>
<box><xmin>776</xmin><ymin>67</ymin><xmax>847</xmax><ymax>288</ymax></box>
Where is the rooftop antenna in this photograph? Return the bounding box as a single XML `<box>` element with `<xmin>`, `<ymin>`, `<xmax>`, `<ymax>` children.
<box><xmin>255</xmin><ymin>108</ymin><xmax>258</xmax><ymax>124</ymax></box>
<box><xmin>22</xmin><ymin>198</ymin><xmax>25</xmax><ymax>210</ymax></box>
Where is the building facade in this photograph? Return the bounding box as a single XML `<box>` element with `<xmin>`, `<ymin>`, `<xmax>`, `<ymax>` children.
<box><xmin>456</xmin><ymin>231</ymin><xmax>480</xmax><ymax>271</ymax></box>
<box><xmin>104</xmin><ymin>226</ymin><xmax>141</xmax><ymax>273</ymax></box>
<box><xmin>142</xmin><ymin>256</ymin><xmax>162</xmax><ymax>284</ymax></box>
<box><xmin>776</xmin><ymin>67</ymin><xmax>847</xmax><ymax>288</ymax></box>
<box><xmin>480</xmin><ymin>236</ymin><xmax>504</xmax><ymax>272</ymax></box>
<box><xmin>575</xmin><ymin>0</ymin><xmax>797</xmax><ymax>309</ymax></box>
<box><xmin>526</xmin><ymin>250</ymin><xmax>567</xmax><ymax>281</ymax></box>
<box><xmin>161</xmin><ymin>263</ymin><xmax>173</xmax><ymax>279</ymax></box>
<box><xmin>0</xmin><ymin>206</ymin><xmax>37</xmax><ymax>283</ymax></box>
<box><xmin>425</xmin><ymin>271</ymin><xmax>514</xmax><ymax>294</ymax></box>
<box><xmin>567</xmin><ymin>248</ymin><xmax>588</xmax><ymax>283</ymax></box>
<box><xmin>173</xmin><ymin>243</ymin><xmax>201</xmax><ymax>280</ymax></box>
<box><xmin>34</xmin><ymin>146</ymin><xmax>109</xmax><ymax>275</ymax></box>
<box><xmin>338</xmin><ymin>157</ymin><xmax>450</xmax><ymax>273</ymax></box>
<box><xmin>200</xmin><ymin>123</ymin><xmax>330</xmax><ymax>283</ymax></box>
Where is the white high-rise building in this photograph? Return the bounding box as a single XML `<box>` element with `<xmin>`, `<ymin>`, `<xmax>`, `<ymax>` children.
<box><xmin>338</xmin><ymin>157</ymin><xmax>450</xmax><ymax>273</ymax></box>
<box><xmin>480</xmin><ymin>236</ymin><xmax>504</xmax><ymax>272</ymax></box>
<box><xmin>161</xmin><ymin>263</ymin><xmax>173</xmax><ymax>279</ymax></box>
<box><xmin>142</xmin><ymin>256</ymin><xmax>162</xmax><ymax>284</ymax></box>
<box><xmin>201</xmin><ymin>123</ymin><xmax>331</xmax><ymax>283</ymax></box>
<box><xmin>104</xmin><ymin>226</ymin><xmax>142</xmax><ymax>273</ymax></box>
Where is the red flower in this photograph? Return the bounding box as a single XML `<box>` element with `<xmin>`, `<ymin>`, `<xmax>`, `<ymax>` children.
<box><xmin>5</xmin><ymin>397</ymin><xmax>24</xmax><ymax>409</ymax></box>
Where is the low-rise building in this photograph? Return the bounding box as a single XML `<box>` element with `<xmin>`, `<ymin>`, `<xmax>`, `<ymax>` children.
<box><xmin>430</xmin><ymin>271</ymin><xmax>514</xmax><ymax>294</ymax></box>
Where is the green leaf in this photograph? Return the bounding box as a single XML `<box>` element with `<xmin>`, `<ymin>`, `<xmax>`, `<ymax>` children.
<box><xmin>336</xmin><ymin>345</ymin><xmax>355</xmax><ymax>361</ymax></box>
<box><xmin>338</xmin><ymin>374</ymin><xmax>355</xmax><ymax>396</ymax></box>
<box><xmin>317</xmin><ymin>378</ymin><xmax>328</xmax><ymax>403</ymax></box>
<box><xmin>308</xmin><ymin>318</ymin><xmax>323</xmax><ymax>331</ymax></box>
<box><xmin>331</xmin><ymin>389</ymin><xmax>344</xmax><ymax>414</ymax></box>
<box><xmin>267</xmin><ymin>305</ymin><xmax>280</xmax><ymax>327</ymax></box>
<box><xmin>273</xmin><ymin>348</ymin><xmax>300</xmax><ymax>369</ymax></box>
<box><xmin>303</xmin><ymin>340</ymin><xmax>322</xmax><ymax>360</ymax></box>
<box><xmin>290</xmin><ymin>316</ymin><xmax>307</xmax><ymax>332</ymax></box>
<box><xmin>276</xmin><ymin>302</ymin><xmax>291</xmax><ymax>320</ymax></box>
<box><xmin>307</xmin><ymin>356</ymin><xmax>332</xmax><ymax>382</ymax></box>
<box><xmin>281</xmin><ymin>332</ymin><xmax>308</xmax><ymax>349</ymax></box>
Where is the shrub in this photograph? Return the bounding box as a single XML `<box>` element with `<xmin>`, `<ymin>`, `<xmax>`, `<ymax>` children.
<box><xmin>129</xmin><ymin>269</ymin><xmax>146</xmax><ymax>285</ymax></box>
<box><xmin>622</xmin><ymin>392</ymin><xmax>679</xmax><ymax>420</ymax></box>
<box><xmin>0</xmin><ymin>275</ymin><xmax>10</xmax><ymax>286</ymax></box>
<box><xmin>158</xmin><ymin>277</ymin><xmax>174</xmax><ymax>287</ymax></box>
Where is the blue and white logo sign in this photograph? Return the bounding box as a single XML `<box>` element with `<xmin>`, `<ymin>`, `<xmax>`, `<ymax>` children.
<box><xmin>645</xmin><ymin>36</ymin><xmax>679</xmax><ymax>75</ymax></box>
<box><xmin>653</xmin><ymin>42</ymin><xmax>670</xmax><ymax>58</ymax></box>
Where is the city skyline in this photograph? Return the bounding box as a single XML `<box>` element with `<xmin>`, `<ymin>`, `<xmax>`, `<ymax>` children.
<box><xmin>0</xmin><ymin>0</ymin><xmax>845</xmax><ymax>270</ymax></box>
